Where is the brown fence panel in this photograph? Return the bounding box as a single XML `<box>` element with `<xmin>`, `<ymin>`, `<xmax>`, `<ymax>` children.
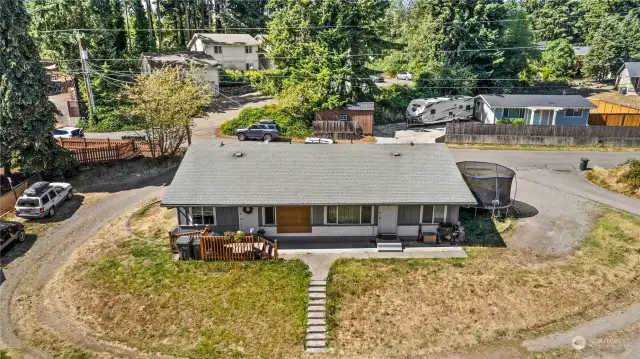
<box><xmin>0</xmin><ymin>174</ymin><xmax>40</xmax><ymax>217</ymax></box>
<box><xmin>589</xmin><ymin>99</ymin><xmax>640</xmax><ymax>114</ymax></box>
<box><xmin>446</xmin><ymin>123</ymin><xmax>640</xmax><ymax>138</ymax></box>
<box><xmin>199</xmin><ymin>235</ymin><xmax>261</xmax><ymax>261</ymax></box>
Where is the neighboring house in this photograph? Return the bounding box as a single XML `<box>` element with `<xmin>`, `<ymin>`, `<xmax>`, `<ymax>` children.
<box><xmin>616</xmin><ymin>62</ymin><xmax>640</xmax><ymax>96</ymax></box>
<box><xmin>187</xmin><ymin>33</ymin><xmax>260</xmax><ymax>70</ymax></box>
<box><xmin>314</xmin><ymin>102</ymin><xmax>375</xmax><ymax>136</ymax></box>
<box><xmin>140</xmin><ymin>51</ymin><xmax>220</xmax><ymax>92</ymax></box>
<box><xmin>254</xmin><ymin>34</ymin><xmax>274</xmax><ymax>70</ymax></box>
<box><xmin>161</xmin><ymin>143</ymin><xmax>476</xmax><ymax>240</ymax></box>
<box><xmin>474</xmin><ymin>94</ymin><xmax>597</xmax><ymax>126</ymax></box>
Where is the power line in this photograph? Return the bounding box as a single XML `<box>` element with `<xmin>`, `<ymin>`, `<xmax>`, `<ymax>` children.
<box><xmin>32</xmin><ymin>11</ymin><xmax>631</xmax><ymax>33</ymax></box>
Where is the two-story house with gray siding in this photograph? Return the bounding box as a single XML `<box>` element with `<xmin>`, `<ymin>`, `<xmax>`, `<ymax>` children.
<box><xmin>187</xmin><ymin>33</ymin><xmax>260</xmax><ymax>71</ymax></box>
<box><xmin>161</xmin><ymin>143</ymin><xmax>476</xmax><ymax>241</ymax></box>
<box><xmin>474</xmin><ymin>94</ymin><xmax>597</xmax><ymax>126</ymax></box>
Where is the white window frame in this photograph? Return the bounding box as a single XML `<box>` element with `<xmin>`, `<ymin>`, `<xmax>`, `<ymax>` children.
<box><xmin>187</xmin><ymin>206</ymin><xmax>217</xmax><ymax>226</ymax></box>
<box><xmin>564</xmin><ymin>108</ymin><xmax>583</xmax><ymax>117</ymax></box>
<box><xmin>262</xmin><ymin>206</ymin><xmax>277</xmax><ymax>226</ymax></box>
<box><xmin>324</xmin><ymin>205</ymin><xmax>373</xmax><ymax>225</ymax></box>
<box><xmin>213</xmin><ymin>45</ymin><xmax>222</xmax><ymax>54</ymax></box>
<box><xmin>245</xmin><ymin>46</ymin><xmax>253</xmax><ymax>54</ymax></box>
<box><xmin>419</xmin><ymin>205</ymin><xmax>448</xmax><ymax>224</ymax></box>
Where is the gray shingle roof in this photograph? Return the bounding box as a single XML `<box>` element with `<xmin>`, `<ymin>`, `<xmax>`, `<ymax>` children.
<box><xmin>141</xmin><ymin>51</ymin><xmax>219</xmax><ymax>69</ymax></box>
<box><xmin>191</xmin><ymin>33</ymin><xmax>260</xmax><ymax>46</ymax></box>
<box><xmin>343</xmin><ymin>102</ymin><xmax>375</xmax><ymax>111</ymax></box>
<box><xmin>161</xmin><ymin>143</ymin><xmax>476</xmax><ymax>207</ymax></box>
<box><xmin>623</xmin><ymin>62</ymin><xmax>640</xmax><ymax>77</ymax></box>
<box><xmin>478</xmin><ymin>94</ymin><xmax>597</xmax><ymax>109</ymax></box>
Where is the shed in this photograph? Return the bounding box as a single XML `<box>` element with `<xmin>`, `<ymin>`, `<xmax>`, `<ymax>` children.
<box><xmin>314</xmin><ymin>102</ymin><xmax>375</xmax><ymax>137</ymax></box>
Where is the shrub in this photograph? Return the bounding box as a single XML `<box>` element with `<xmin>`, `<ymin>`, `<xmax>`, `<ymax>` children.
<box><xmin>497</xmin><ymin>118</ymin><xmax>525</xmax><ymax>125</ymax></box>
<box><xmin>620</xmin><ymin>158</ymin><xmax>640</xmax><ymax>190</ymax></box>
<box><xmin>220</xmin><ymin>104</ymin><xmax>312</xmax><ymax>138</ymax></box>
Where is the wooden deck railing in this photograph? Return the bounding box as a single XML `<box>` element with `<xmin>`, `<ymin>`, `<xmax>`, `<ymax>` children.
<box><xmin>168</xmin><ymin>228</ymin><xmax>278</xmax><ymax>260</ymax></box>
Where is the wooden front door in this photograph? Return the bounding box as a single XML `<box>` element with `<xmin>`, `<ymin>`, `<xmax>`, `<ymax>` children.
<box><xmin>276</xmin><ymin>206</ymin><xmax>312</xmax><ymax>233</ymax></box>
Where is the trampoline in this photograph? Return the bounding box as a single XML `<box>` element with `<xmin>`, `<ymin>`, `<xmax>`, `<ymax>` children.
<box><xmin>457</xmin><ymin>161</ymin><xmax>517</xmax><ymax>218</ymax></box>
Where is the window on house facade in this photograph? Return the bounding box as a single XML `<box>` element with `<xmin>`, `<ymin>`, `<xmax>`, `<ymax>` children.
<box><xmin>264</xmin><ymin>207</ymin><xmax>276</xmax><ymax>225</ymax></box>
<box><xmin>190</xmin><ymin>207</ymin><xmax>215</xmax><ymax>225</ymax></box>
<box><xmin>246</xmin><ymin>63</ymin><xmax>252</xmax><ymax>70</ymax></box>
<box><xmin>505</xmin><ymin>108</ymin><xmax>525</xmax><ymax>118</ymax></box>
<box><xmin>466</xmin><ymin>105</ymin><xmax>472</xmax><ymax>110</ymax></box>
<box><xmin>430</xmin><ymin>109</ymin><xmax>436</xmax><ymax>114</ymax></box>
<box><xmin>565</xmin><ymin>109</ymin><xmax>583</xmax><ymax>117</ymax></box>
<box><xmin>245</xmin><ymin>46</ymin><xmax>253</xmax><ymax>53</ymax></box>
<box><xmin>421</xmin><ymin>205</ymin><xmax>447</xmax><ymax>223</ymax></box>
<box><xmin>213</xmin><ymin>46</ymin><xmax>222</xmax><ymax>54</ymax></box>
<box><xmin>325</xmin><ymin>206</ymin><xmax>373</xmax><ymax>224</ymax></box>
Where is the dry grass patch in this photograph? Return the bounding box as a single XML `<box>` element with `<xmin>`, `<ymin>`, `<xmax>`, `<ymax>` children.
<box><xmin>128</xmin><ymin>200</ymin><xmax>175</xmax><ymax>239</ymax></box>
<box><xmin>56</xmin><ymin>204</ymin><xmax>311</xmax><ymax>359</ymax></box>
<box><xmin>586</xmin><ymin>160</ymin><xmax>640</xmax><ymax>199</ymax></box>
<box><xmin>326</xmin><ymin>210</ymin><xmax>640</xmax><ymax>358</ymax></box>
<box><xmin>447</xmin><ymin>143</ymin><xmax>640</xmax><ymax>152</ymax></box>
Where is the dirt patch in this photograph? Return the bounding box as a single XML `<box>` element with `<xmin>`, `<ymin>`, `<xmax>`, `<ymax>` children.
<box><xmin>325</xmin><ymin>209</ymin><xmax>640</xmax><ymax>358</ymax></box>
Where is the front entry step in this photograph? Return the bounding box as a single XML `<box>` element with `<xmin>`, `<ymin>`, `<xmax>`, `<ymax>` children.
<box><xmin>376</xmin><ymin>241</ymin><xmax>403</xmax><ymax>252</ymax></box>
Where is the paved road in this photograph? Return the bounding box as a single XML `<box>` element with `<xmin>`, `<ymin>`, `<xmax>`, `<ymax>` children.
<box><xmin>451</xmin><ymin>149</ymin><xmax>640</xmax><ymax>216</ymax></box>
<box><xmin>0</xmin><ymin>171</ymin><xmax>174</xmax><ymax>359</ymax></box>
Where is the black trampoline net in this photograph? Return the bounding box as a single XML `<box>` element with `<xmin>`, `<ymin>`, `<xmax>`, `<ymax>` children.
<box><xmin>457</xmin><ymin>161</ymin><xmax>515</xmax><ymax>208</ymax></box>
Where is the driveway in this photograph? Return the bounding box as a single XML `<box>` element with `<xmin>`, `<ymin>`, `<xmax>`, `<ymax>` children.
<box><xmin>83</xmin><ymin>91</ymin><xmax>274</xmax><ymax>139</ymax></box>
<box><xmin>451</xmin><ymin>149</ymin><xmax>640</xmax><ymax>254</ymax></box>
<box><xmin>374</xmin><ymin>123</ymin><xmax>446</xmax><ymax>144</ymax></box>
<box><xmin>0</xmin><ymin>171</ymin><xmax>174</xmax><ymax>358</ymax></box>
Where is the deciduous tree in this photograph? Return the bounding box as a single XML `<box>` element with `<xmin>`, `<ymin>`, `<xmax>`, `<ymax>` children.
<box><xmin>541</xmin><ymin>39</ymin><xmax>577</xmax><ymax>79</ymax></box>
<box><xmin>125</xmin><ymin>67</ymin><xmax>213</xmax><ymax>157</ymax></box>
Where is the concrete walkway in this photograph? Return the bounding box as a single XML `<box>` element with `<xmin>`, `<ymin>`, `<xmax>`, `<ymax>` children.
<box><xmin>522</xmin><ymin>303</ymin><xmax>640</xmax><ymax>352</ymax></box>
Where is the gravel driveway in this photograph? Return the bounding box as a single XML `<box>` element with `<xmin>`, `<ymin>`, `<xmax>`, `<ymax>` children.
<box><xmin>0</xmin><ymin>171</ymin><xmax>175</xmax><ymax>358</ymax></box>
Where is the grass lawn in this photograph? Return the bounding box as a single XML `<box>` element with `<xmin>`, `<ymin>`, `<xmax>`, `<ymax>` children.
<box><xmin>586</xmin><ymin>160</ymin><xmax>640</xmax><ymax>200</ymax></box>
<box><xmin>326</xmin><ymin>209</ymin><xmax>640</xmax><ymax>358</ymax></box>
<box><xmin>55</xmin><ymin>203</ymin><xmax>311</xmax><ymax>359</ymax></box>
<box><xmin>447</xmin><ymin>143</ymin><xmax>640</xmax><ymax>152</ymax></box>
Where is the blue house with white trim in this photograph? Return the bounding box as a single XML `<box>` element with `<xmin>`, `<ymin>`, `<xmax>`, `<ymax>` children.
<box><xmin>474</xmin><ymin>94</ymin><xmax>597</xmax><ymax>126</ymax></box>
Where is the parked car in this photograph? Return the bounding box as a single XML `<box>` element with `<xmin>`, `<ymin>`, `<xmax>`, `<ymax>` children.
<box><xmin>304</xmin><ymin>137</ymin><xmax>334</xmax><ymax>144</ymax></box>
<box><xmin>53</xmin><ymin>127</ymin><xmax>84</xmax><ymax>139</ymax></box>
<box><xmin>370</xmin><ymin>74</ymin><xmax>385</xmax><ymax>83</ymax></box>
<box><xmin>234</xmin><ymin>120</ymin><xmax>281</xmax><ymax>141</ymax></box>
<box><xmin>396</xmin><ymin>71</ymin><xmax>413</xmax><ymax>81</ymax></box>
<box><xmin>14</xmin><ymin>181</ymin><xmax>73</xmax><ymax>218</ymax></box>
<box><xmin>0</xmin><ymin>221</ymin><xmax>25</xmax><ymax>251</ymax></box>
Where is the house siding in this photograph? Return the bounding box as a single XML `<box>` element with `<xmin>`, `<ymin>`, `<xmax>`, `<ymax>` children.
<box><xmin>555</xmin><ymin>109</ymin><xmax>590</xmax><ymax>125</ymax></box>
<box><xmin>312</xmin><ymin>206</ymin><xmax>324</xmax><ymax>225</ymax></box>
<box><xmin>397</xmin><ymin>205</ymin><xmax>421</xmax><ymax>225</ymax></box>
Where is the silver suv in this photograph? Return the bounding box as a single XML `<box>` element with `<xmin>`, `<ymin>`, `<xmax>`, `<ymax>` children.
<box><xmin>234</xmin><ymin>119</ymin><xmax>280</xmax><ymax>141</ymax></box>
<box><xmin>15</xmin><ymin>181</ymin><xmax>73</xmax><ymax>218</ymax></box>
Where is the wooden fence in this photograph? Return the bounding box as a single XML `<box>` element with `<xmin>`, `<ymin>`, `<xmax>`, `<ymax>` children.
<box><xmin>445</xmin><ymin>122</ymin><xmax>640</xmax><ymax>147</ymax></box>
<box><xmin>588</xmin><ymin>113</ymin><xmax>640</xmax><ymax>126</ymax></box>
<box><xmin>65</xmin><ymin>142</ymin><xmax>136</xmax><ymax>164</ymax></box>
<box><xmin>589</xmin><ymin>99</ymin><xmax>640</xmax><ymax>114</ymax></box>
<box><xmin>0</xmin><ymin>174</ymin><xmax>40</xmax><ymax>217</ymax></box>
<box><xmin>313</xmin><ymin>120</ymin><xmax>361</xmax><ymax>140</ymax></box>
<box><xmin>446</xmin><ymin>123</ymin><xmax>640</xmax><ymax>137</ymax></box>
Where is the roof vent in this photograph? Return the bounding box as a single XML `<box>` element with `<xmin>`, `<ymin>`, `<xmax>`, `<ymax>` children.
<box><xmin>234</xmin><ymin>152</ymin><xmax>243</xmax><ymax>158</ymax></box>
<box><xmin>219</xmin><ymin>141</ymin><xmax>224</xmax><ymax>147</ymax></box>
<box><xmin>392</xmin><ymin>152</ymin><xmax>401</xmax><ymax>157</ymax></box>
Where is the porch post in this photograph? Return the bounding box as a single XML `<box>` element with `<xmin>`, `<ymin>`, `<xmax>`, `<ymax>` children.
<box><xmin>552</xmin><ymin>109</ymin><xmax>558</xmax><ymax>125</ymax></box>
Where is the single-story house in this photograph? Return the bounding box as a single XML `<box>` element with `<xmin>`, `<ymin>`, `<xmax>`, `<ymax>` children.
<box><xmin>314</xmin><ymin>102</ymin><xmax>375</xmax><ymax>136</ymax></box>
<box><xmin>616</xmin><ymin>62</ymin><xmax>640</xmax><ymax>96</ymax></box>
<box><xmin>187</xmin><ymin>33</ymin><xmax>260</xmax><ymax>70</ymax></box>
<box><xmin>474</xmin><ymin>94</ymin><xmax>597</xmax><ymax>126</ymax></box>
<box><xmin>140</xmin><ymin>51</ymin><xmax>221</xmax><ymax>92</ymax></box>
<box><xmin>161</xmin><ymin>143</ymin><xmax>476</xmax><ymax>240</ymax></box>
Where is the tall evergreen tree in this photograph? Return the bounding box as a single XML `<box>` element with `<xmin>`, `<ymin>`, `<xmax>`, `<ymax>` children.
<box><xmin>528</xmin><ymin>0</ymin><xmax>585</xmax><ymax>43</ymax></box>
<box><xmin>583</xmin><ymin>15</ymin><xmax>628</xmax><ymax>80</ymax></box>
<box><xmin>112</xmin><ymin>0</ymin><xmax>128</xmax><ymax>53</ymax></box>
<box><xmin>130</xmin><ymin>0</ymin><xmax>155</xmax><ymax>52</ymax></box>
<box><xmin>1</xmin><ymin>0</ymin><xmax>67</xmax><ymax>174</ymax></box>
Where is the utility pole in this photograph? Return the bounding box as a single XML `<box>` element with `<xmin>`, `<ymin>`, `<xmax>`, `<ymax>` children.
<box><xmin>78</xmin><ymin>36</ymin><xmax>96</xmax><ymax>116</ymax></box>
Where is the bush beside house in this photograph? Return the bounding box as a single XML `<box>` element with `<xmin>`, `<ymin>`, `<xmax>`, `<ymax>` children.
<box><xmin>220</xmin><ymin>105</ymin><xmax>312</xmax><ymax>138</ymax></box>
